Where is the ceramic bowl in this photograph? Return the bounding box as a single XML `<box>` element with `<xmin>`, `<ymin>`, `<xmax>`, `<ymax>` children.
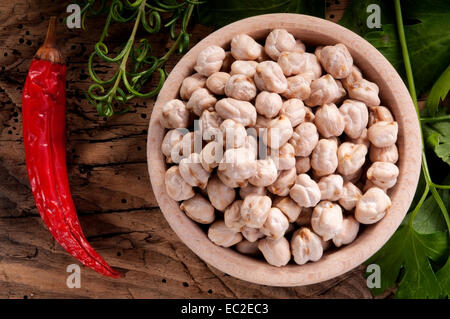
<box><xmin>147</xmin><ymin>14</ymin><xmax>421</xmax><ymax>286</ymax></box>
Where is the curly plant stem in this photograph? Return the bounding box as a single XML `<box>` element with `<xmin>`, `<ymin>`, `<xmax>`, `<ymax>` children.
<box><xmin>107</xmin><ymin>0</ymin><xmax>146</xmax><ymax>105</ymax></box>
<box><xmin>158</xmin><ymin>3</ymin><xmax>195</xmax><ymax>65</ymax></box>
<box><xmin>394</xmin><ymin>0</ymin><xmax>450</xmax><ymax>231</ymax></box>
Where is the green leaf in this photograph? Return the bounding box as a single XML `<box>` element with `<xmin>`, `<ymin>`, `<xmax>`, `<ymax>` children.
<box><xmin>423</xmin><ymin>120</ymin><xmax>450</xmax><ymax>165</ymax></box>
<box><xmin>413</xmin><ymin>191</ymin><xmax>449</xmax><ymax>234</ymax></box>
<box><xmin>367</xmin><ymin>225</ymin><xmax>448</xmax><ymax>298</ymax></box>
<box><xmin>436</xmin><ymin>256</ymin><xmax>450</xmax><ymax>297</ymax></box>
<box><xmin>424</xmin><ymin>64</ymin><xmax>450</xmax><ymax>117</ymax></box>
<box><xmin>197</xmin><ymin>0</ymin><xmax>325</xmax><ymax>28</ymax></box>
<box><xmin>339</xmin><ymin>0</ymin><xmax>450</xmax><ymax>95</ymax></box>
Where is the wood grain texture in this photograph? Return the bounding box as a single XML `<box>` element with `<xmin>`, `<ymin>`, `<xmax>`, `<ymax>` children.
<box><xmin>0</xmin><ymin>0</ymin><xmax>376</xmax><ymax>299</ymax></box>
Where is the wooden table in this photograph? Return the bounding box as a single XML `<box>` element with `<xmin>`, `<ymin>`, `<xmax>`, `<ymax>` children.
<box><xmin>0</xmin><ymin>0</ymin><xmax>379</xmax><ymax>298</ymax></box>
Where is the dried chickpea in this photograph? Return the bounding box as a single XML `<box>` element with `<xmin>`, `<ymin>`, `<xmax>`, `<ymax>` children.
<box><xmin>180</xmin><ymin>73</ymin><xmax>206</xmax><ymax>100</ymax></box>
<box><xmin>367</xmin><ymin>121</ymin><xmax>398</xmax><ymax>148</ymax></box>
<box><xmin>332</xmin><ymin>216</ymin><xmax>359</xmax><ymax>247</ymax></box>
<box><xmin>162</xmin><ymin>129</ymin><xmax>185</xmax><ymax>163</ymax></box>
<box><xmin>241</xmin><ymin>194</ymin><xmax>272</xmax><ymax>228</ymax></box>
<box><xmin>338</xmin><ymin>181</ymin><xmax>362</xmax><ymax>211</ymax></box>
<box><xmin>289</xmin><ymin>122</ymin><xmax>319</xmax><ymax>157</ymax></box>
<box><xmin>224</xmin><ymin>200</ymin><xmax>245</xmax><ymax>231</ymax></box>
<box><xmin>291</xmin><ymin>227</ymin><xmax>323</xmax><ymax>265</ymax></box>
<box><xmin>348</xmin><ymin>79</ymin><xmax>380</xmax><ymax>106</ymax></box>
<box><xmin>179</xmin><ymin>153</ymin><xmax>211</xmax><ymax>189</ymax></box>
<box><xmin>267</xmin><ymin>167</ymin><xmax>297</xmax><ymax>196</ymax></box>
<box><xmin>218</xmin><ymin>147</ymin><xmax>257</xmax><ymax>181</ymax></box>
<box><xmin>296</xmin><ymin>207</ymin><xmax>313</xmax><ymax>226</ymax></box>
<box><xmin>220</xmin><ymin>119</ymin><xmax>246</xmax><ymax>149</ymax></box>
<box><xmin>368</xmin><ymin>106</ymin><xmax>394</xmax><ymax>126</ymax></box>
<box><xmin>269</xmin><ymin>142</ymin><xmax>296</xmax><ymax>171</ymax></box>
<box><xmin>230</xmin><ymin>60</ymin><xmax>259</xmax><ymax>77</ymax></box>
<box><xmin>160</xmin><ymin>99</ymin><xmax>191</xmax><ymax>129</ymax></box>
<box><xmin>318</xmin><ymin>174</ymin><xmax>344</xmax><ymax>201</ymax></box>
<box><xmin>337</xmin><ymin>142</ymin><xmax>368</xmax><ymax>176</ymax></box>
<box><xmin>206</xmin><ymin>72</ymin><xmax>230</xmax><ymax>95</ymax></box>
<box><xmin>169</xmin><ymin>131</ymin><xmax>195</xmax><ymax>164</ymax></box>
<box><xmin>215</xmin><ymin>98</ymin><xmax>257</xmax><ymax>127</ymax></box>
<box><xmin>206</xmin><ymin>175</ymin><xmax>236</xmax><ymax>211</ymax></box>
<box><xmin>260</xmin><ymin>207</ymin><xmax>290</xmax><ymax>240</ymax></box>
<box><xmin>263</xmin><ymin>115</ymin><xmax>293</xmax><ymax>149</ymax></box>
<box><xmin>289</xmin><ymin>173</ymin><xmax>321</xmax><ymax>207</ymax></box>
<box><xmin>243</xmin><ymin>135</ymin><xmax>258</xmax><ymax>160</ymax></box>
<box><xmin>366</xmin><ymin>161</ymin><xmax>399</xmax><ymax>189</ymax></box>
<box><xmin>305</xmin><ymin>74</ymin><xmax>342</xmax><ymax>107</ymax></box>
<box><xmin>208</xmin><ymin>220</ymin><xmax>243</xmax><ymax>247</ymax></box>
<box><xmin>242</xmin><ymin>226</ymin><xmax>265</xmax><ymax>242</ymax></box>
<box><xmin>348</xmin><ymin>127</ymin><xmax>370</xmax><ymax>148</ymax></box>
<box><xmin>314</xmin><ymin>103</ymin><xmax>345</xmax><ymax>138</ymax></box>
<box><xmin>248</xmin><ymin>158</ymin><xmax>278</xmax><ymax>187</ymax></box>
<box><xmin>355</xmin><ymin>187</ymin><xmax>391</xmax><ymax>224</ymax></box>
<box><xmin>311</xmin><ymin>139</ymin><xmax>338</xmax><ymax>177</ymax></box>
<box><xmin>254</xmin><ymin>114</ymin><xmax>271</xmax><ymax>138</ymax></box>
<box><xmin>280</xmin><ymin>99</ymin><xmax>306</xmax><ymax>127</ymax></box>
<box><xmin>194</xmin><ymin>45</ymin><xmax>226</xmax><ymax>77</ymax></box>
<box><xmin>165</xmin><ymin>166</ymin><xmax>195</xmax><ymax>201</ymax></box>
<box><xmin>311</xmin><ymin>201</ymin><xmax>343</xmax><ymax>241</ymax></box>
<box><xmin>341</xmin><ymin>65</ymin><xmax>363</xmax><ymax>91</ymax></box>
<box><xmin>264</xmin><ymin>29</ymin><xmax>296</xmax><ymax>60</ymax></box>
<box><xmin>339</xmin><ymin>99</ymin><xmax>369</xmax><ymax>139</ymax></box>
<box><xmin>236</xmin><ymin>240</ymin><xmax>259</xmax><ymax>255</ymax></box>
<box><xmin>255</xmin><ymin>91</ymin><xmax>282</xmax><ymax>118</ymax></box>
<box><xmin>200</xmin><ymin>110</ymin><xmax>222</xmax><ymax>141</ymax></box>
<box><xmin>315</xmin><ymin>43</ymin><xmax>353</xmax><ymax>79</ymax></box>
<box><xmin>304</xmin><ymin>106</ymin><xmax>315</xmax><ymax>122</ymax></box>
<box><xmin>295</xmin><ymin>156</ymin><xmax>311</xmax><ymax>174</ymax></box>
<box><xmin>217</xmin><ymin>169</ymin><xmax>248</xmax><ymax>188</ymax></box>
<box><xmin>180</xmin><ymin>194</ymin><xmax>215</xmax><ymax>224</ymax></box>
<box><xmin>254</xmin><ymin>61</ymin><xmax>288</xmax><ymax>93</ymax></box>
<box><xmin>258</xmin><ymin>237</ymin><xmax>291</xmax><ymax>267</ymax></box>
<box><xmin>187</xmin><ymin>88</ymin><xmax>217</xmax><ymax>116</ymax></box>
<box><xmin>239</xmin><ymin>184</ymin><xmax>266</xmax><ymax>199</ymax></box>
<box><xmin>230</xmin><ymin>34</ymin><xmax>263</xmax><ymax>61</ymax></box>
<box><xmin>183</xmin><ymin>130</ymin><xmax>202</xmax><ymax>155</ymax></box>
<box><xmin>293</xmin><ymin>39</ymin><xmax>306</xmax><ymax>53</ymax></box>
<box><xmin>200</xmin><ymin>141</ymin><xmax>223</xmax><ymax>172</ymax></box>
<box><xmin>273</xmin><ymin>196</ymin><xmax>301</xmax><ymax>223</ymax></box>
<box><xmin>369</xmin><ymin>144</ymin><xmax>399</xmax><ymax>164</ymax></box>
<box><xmin>278</xmin><ymin>52</ymin><xmax>321</xmax><ymax>78</ymax></box>
<box><xmin>282</xmin><ymin>74</ymin><xmax>312</xmax><ymax>100</ymax></box>
<box><xmin>224</xmin><ymin>74</ymin><xmax>257</xmax><ymax>101</ymax></box>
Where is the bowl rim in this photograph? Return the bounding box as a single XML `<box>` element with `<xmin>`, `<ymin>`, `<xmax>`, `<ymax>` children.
<box><xmin>147</xmin><ymin>13</ymin><xmax>422</xmax><ymax>287</ymax></box>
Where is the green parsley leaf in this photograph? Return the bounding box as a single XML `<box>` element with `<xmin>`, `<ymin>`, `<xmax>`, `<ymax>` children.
<box><xmin>367</xmin><ymin>225</ymin><xmax>448</xmax><ymax>298</ymax></box>
<box><xmin>423</xmin><ymin>120</ymin><xmax>450</xmax><ymax>166</ymax></box>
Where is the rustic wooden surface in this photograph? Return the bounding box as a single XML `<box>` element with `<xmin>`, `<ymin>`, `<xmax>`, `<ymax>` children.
<box><xmin>0</xmin><ymin>0</ymin><xmax>380</xmax><ymax>299</ymax></box>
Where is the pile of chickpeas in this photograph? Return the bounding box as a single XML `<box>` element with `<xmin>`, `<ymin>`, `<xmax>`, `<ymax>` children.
<box><xmin>160</xmin><ymin>29</ymin><xmax>399</xmax><ymax>267</ymax></box>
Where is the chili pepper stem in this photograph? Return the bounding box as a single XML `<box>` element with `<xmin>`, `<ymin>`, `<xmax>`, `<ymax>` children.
<box><xmin>35</xmin><ymin>16</ymin><xmax>63</xmax><ymax>64</ymax></box>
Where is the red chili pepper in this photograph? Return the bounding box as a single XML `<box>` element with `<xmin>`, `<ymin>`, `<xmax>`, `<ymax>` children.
<box><xmin>22</xmin><ymin>17</ymin><xmax>121</xmax><ymax>278</ymax></box>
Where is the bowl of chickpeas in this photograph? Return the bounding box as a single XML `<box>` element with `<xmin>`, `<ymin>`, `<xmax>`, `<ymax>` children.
<box><xmin>147</xmin><ymin>13</ymin><xmax>421</xmax><ymax>286</ymax></box>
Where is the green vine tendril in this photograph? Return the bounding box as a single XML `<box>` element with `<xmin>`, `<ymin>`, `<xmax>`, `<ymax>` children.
<box><xmin>75</xmin><ymin>0</ymin><xmax>201</xmax><ymax>116</ymax></box>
